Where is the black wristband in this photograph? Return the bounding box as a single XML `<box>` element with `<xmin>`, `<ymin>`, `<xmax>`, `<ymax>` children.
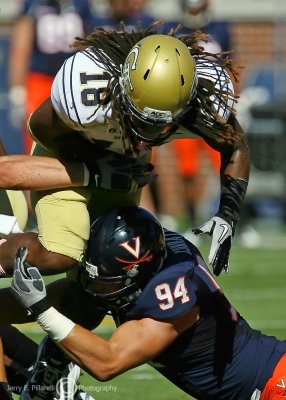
<box><xmin>27</xmin><ymin>297</ymin><xmax>51</xmax><ymax>319</ymax></box>
<box><xmin>217</xmin><ymin>177</ymin><xmax>248</xmax><ymax>225</ymax></box>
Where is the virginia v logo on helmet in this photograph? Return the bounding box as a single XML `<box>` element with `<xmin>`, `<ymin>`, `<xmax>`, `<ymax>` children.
<box><xmin>79</xmin><ymin>207</ymin><xmax>166</xmax><ymax>310</ymax></box>
<box><xmin>119</xmin><ymin>34</ymin><xmax>198</xmax><ymax>145</ymax></box>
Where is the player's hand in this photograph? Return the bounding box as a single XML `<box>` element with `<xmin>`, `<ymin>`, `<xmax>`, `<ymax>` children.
<box><xmin>10</xmin><ymin>247</ymin><xmax>50</xmax><ymax>318</ymax></box>
<box><xmin>85</xmin><ymin>150</ymin><xmax>158</xmax><ymax>192</ymax></box>
<box><xmin>192</xmin><ymin>216</ymin><xmax>233</xmax><ymax>276</ymax></box>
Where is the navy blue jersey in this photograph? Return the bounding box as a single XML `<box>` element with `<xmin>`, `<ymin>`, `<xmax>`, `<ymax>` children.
<box><xmin>162</xmin><ymin>19</ymin><xmax>231</xmax><ymax>54</ymax></box>
<box><xmin>117</xmin><ymin>230</ymin><xmax>286</xmax><ymax>400</ymax></box>
<box><xmin>178</xmin><ymin>21</ymin><xmax>231</xmax><ymax>53</ymax></box>
<box><xmin>20</xmin><ymin>0</ymin><xmax>94</xmax><ymax>76</ymax></box>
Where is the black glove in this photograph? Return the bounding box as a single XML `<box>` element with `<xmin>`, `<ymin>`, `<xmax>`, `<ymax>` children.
<box><xmin>192</xmin><ymin>216</ymin><xmax>233</xmax><ymax>276</ymax></box>
<box><xmin>84</xmin><ymin>150</ymin><xmax>158</xmax><ymax>192</ymax></box>
<box><xmin>10</xmin><ymin>247</ymin><xmax>50</xmax><ymax>318</ymax></box>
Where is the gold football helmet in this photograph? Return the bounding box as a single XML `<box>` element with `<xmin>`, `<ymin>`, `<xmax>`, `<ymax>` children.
<box><xmin>120</xmin><ymin>34</ymin><xmax>197</xmax><ymax>145</ymax></box>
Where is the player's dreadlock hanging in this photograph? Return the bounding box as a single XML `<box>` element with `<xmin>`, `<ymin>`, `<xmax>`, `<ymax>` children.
<box><xmin>72</xmin><ymin>21</ymin><xmax>241</xmax><ymax>148</ymax></box>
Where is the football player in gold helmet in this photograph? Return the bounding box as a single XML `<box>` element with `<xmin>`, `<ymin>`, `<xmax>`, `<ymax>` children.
<box><xmin>0</xmin><ymin>25</ymin><xmax>249</xmax><ymax>282</ymax></box>
<box><xmin>119</xmin><ymin>34</ymin><xmax>198</xmax><ymax>145</ymax></box>
<box><xmin>0</xmin><ymin>27</ymin><xmax>249</xmax><ymax>396</ymax></box>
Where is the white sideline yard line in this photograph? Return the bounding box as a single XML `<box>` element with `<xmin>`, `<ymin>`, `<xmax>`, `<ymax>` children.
<box><xmin>228</xmin><ymin>266</ymin><xmax>286</xmax><ymax>276</ymax></box>
<box><xmin>131</xmin><ymin>373</ymin><xmax>161</xmax><ymax>380</ymax></box>
<box><xmin>249</xmin><ymin>320</ymin><xmax>286</xmax><ymax>330</ymax></box>
<box><xmin>230</xmin><ymin>288</ymin><xmax>286</xmax><ymax>300</ymax></box>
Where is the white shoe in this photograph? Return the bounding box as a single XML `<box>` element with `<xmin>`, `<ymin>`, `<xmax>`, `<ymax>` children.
<box><xmin>20</xmin><ymin>337</ymin><xmax>93</xmax><ymax>400</ymax></box>
<box><xmin>74</xmin><ymin>390</ymin><xmax>96</xmax><ymax>400</ymax></box>
<box><xmin>53</xmin><ymin>362</ymin><xmax>80</xmax><ymax>399</ymax></box>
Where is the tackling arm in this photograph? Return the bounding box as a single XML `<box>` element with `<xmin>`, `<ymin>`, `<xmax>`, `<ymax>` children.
<box><xmin>30</xmin><ymin>307</ymin><xmax>199</xmax><ymax>381</ymax></box>
<box><xmin>10</xmin><ymin>248</ymin><xmax>200</xmax><ymax>381</ymax></box>
<box><xmin>0</xmin><ymin>155</ymin><xmax>85</xmax><ymax>191</ymax></box>
<box><xmin>58</xmin><ymin>317</ymin><xmax>181</xmax><ymax>381</ymax></box>
<box><xmin>0</xmin><ymin>125</ymin><xmax>86</xmax><ymax>191</ymax></box>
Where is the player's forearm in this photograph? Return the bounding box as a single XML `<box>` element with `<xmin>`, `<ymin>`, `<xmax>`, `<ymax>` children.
<box><xmin>218</xmin><ymin>139</ymin><xmax>250</xmax><ymax>224</ymax></box>
<box><xmin>35</xmin><ymin>308</ymin><xmax>119</xmax><ymax>381</ymax></box>
<box><xmin>59</xmin><ymin>325</ymin><xmax>119</xmax><ymax>381</ymax></box>
<box><xmin>215</xmin><ymin>113</ymin><xmax>251</xmax><ymax>224</ymax></box>
<box><xmin>220</xmin><ymin>113</ymin><xmax>250</xmax><ymax>181</ymax></box>
<box><xmin>0</xmin><ymin>155</ymin><xmax>85</xmax><ymax>190</ymax></box>
<box><xmin>220</xmin><ymin>140</ymin><xmax>250</xmax><ymax>181</ymax></box>
<box><xmin>36</xmin><ymin>307</ymin><xmax>149</xmax><ymax>382</ymax></box>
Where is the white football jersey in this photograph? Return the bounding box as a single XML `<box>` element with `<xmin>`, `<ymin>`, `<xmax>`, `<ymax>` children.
<box><xmin>51</xmin><ymin>49</ymin><xmax>235</xmax><ymax>148</ymax></box>
<box><xmin>51</xmin><ymin>49</ymin><xmax>128</xmax><ymax>153</ymax></box>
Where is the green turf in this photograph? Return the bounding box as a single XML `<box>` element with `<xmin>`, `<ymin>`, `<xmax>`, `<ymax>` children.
<box><xmin>8</xmin><ymin>244</ymin><xmax>286</xmax><ymax>399</ymax></box>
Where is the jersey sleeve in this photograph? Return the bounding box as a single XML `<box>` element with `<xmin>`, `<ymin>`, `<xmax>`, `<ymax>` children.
<box><xmin>196</xmin><ymin>59</ymin><xmax>235</xmax><ymax>119</ymax></box>
<box><xmin>127</xmin><ymin>261</ymin><xmax>198</xmax><ymax>321</ymax></box>
<box><xmin>51</xmin><ymin>50</ymin><xmax>112</xmax><ymax>130</ymax></box>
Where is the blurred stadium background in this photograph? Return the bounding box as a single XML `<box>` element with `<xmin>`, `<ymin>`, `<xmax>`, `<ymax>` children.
<box><xmin>0</xmin><ymin>0</ymin><xmax>285</xmax><ymax>398</ymax></box>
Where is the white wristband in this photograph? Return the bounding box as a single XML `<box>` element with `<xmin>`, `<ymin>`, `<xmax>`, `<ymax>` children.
<box><xmin>82</xmin><ymin>163</ymin><xmax>90</xmax><ymax>187</ymax></box>
<box><xmin>0</xmin><ymin>214</ymin><xmax>23</xmax><ymax>236</ymax></box>
<box><xmin>37</xmin><ymin>307</ymin><xmax>75</xmax><ymax>343</ymax></box>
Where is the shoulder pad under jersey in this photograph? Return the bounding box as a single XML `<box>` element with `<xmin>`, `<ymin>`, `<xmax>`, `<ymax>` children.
<box><xmin>51</xmin><ymin>49</ymin><xmax>112</xmax><ymax>130</ymax></box>
<box><xmin>196</xmin><ymin>58</ymin><xmax>235</xmax><ymax>119</ymax></box>
<box><xmin>127</xmin><ymin>261</ymin><xmax>198</xmax><ymax>321</ymax></box>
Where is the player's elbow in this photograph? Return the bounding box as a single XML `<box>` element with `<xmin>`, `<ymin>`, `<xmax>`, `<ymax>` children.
<box><xmin>92</xmin><ymin>358</ymin><xmax>125</xmax><ymax>382</ymax></box>
<box><xmin>93</xmin><ymin>364</ymin><xmax>122</xmax><ymax>382</ymax></box>
<box><xmin>83</xmin><ymin>344</ymin><xmax>129</xmax><ymax>381</ymax></box>
<box><xmin>95</xmin><ymin>372</ymin><xmax>113</xmax><ymax>382</ymax></box>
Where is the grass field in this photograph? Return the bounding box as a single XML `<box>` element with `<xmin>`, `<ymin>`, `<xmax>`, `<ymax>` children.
<box><xmin>2</xmin><ymin>241</ymin><xmax>285</xmax><ymax>400</ymax></box>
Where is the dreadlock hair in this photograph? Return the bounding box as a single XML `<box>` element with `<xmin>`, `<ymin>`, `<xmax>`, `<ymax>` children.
<box><xmin>71</xmin><ymin>21</ymin><xmax>241</xmax><ymax>148</ymax></box>
<box><xmin>178</xmin><ymin>30</ymin><xmax>241</xmax><ymax>147</ymax></box>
